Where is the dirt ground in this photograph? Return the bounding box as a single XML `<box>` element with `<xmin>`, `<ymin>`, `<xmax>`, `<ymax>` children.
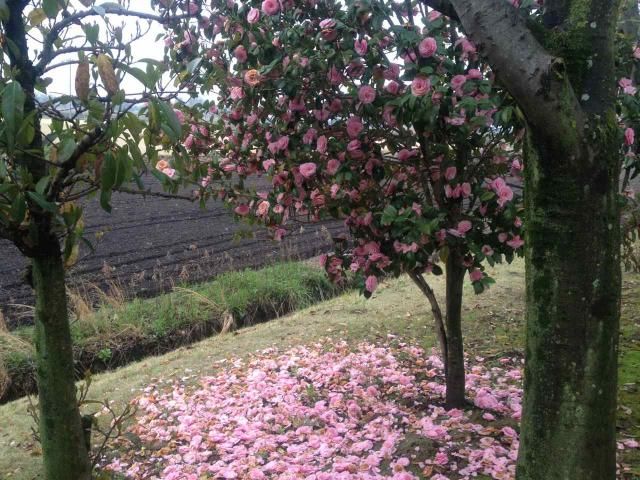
<box><xmin>0</xmin><ymin>176</ymin><xmax>344</xmax><ymax>328</ymax></box>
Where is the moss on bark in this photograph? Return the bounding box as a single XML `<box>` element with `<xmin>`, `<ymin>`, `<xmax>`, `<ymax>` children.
<box><xmin>33</xmin><ymin>248</ymin><xmax>91</xmax><ymax>480</ymax></box>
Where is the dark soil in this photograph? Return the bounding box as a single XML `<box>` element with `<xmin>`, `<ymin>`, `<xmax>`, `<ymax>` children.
<box><xmin>0</xmin><ymin>175</ymin><xmax>345</xmax><ymax>328</ymax></box>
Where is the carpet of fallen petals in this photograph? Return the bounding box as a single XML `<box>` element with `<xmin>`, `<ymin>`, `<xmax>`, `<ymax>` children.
<box><xmin>103</xmin><ymin>340</ymin><xmax>639</xmax><ymax>479</ymax></box>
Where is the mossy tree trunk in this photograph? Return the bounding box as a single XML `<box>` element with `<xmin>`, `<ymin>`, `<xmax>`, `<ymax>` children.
<box><xmin>516</xmin><ymin>123</ymin><xmax>621</xmax><ymax>479</ymax></box>
<box><xmin>3</xmin><ymin>3</ymin><xmax>92</xmax><ymax>478</ymax></box>
<box><xmin>427</xmin><ymin>0</ymin><xmax>623</xmax><ymax>477</ymax></box>
<box><xmin>32</xmin><ymin>239</ymin><xmax>92</xmax><ymax>480</ymax></box>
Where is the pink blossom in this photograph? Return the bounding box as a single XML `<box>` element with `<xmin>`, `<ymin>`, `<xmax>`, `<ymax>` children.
<box><xmin>418</xmin><ymin>37</ymin><xmax>437</xmax><ymax>57</ymax></box>
<box><xmin>481</xmin><ymin>245</ymin><xmax>494</xmax><ymax>256</ymax></box>
<box><xmin>451</xmin><ymin>74</ymin><xmax>467</xmax><ymax>91</ymax></box>
<box><xmin>316</xmin><ymin>135</ymin><xmax>328</xmax><ymax>154</ymax></box>
<box><xmin>619</xmin><ymin>77</ymin><xmax>637</xmax><ymax>95</ymax></box>
<box><xmin>230</xmin><ymin>86</ymin><xmax>244</xmax><ymax>100</ymax></box>
<box><xmin>261</xmin><ymin>0</ymin><xmax>280</xmax><ymax>15</ymax></box>
<box><xmin>326</xmin><ymin>158</ymin><xmax>341</xmax><ymax>175</ymax></box>
<box><xmin>234</xmin><ymin>45</ymin><xmax>248</xmax><ymax>63</ymax></box>
<box><xmin>625</xmin><ymin>127</ymin><xmax>635</xmax><ymax>146</ymax></box>
<box><xmin>234</xmin><ymin>204</ymin><xmax>250</xmax><ymax>216</ymax></box>
<box><xmin>299</xmin><ymin>162</ymin><xmax>317</xmax><ymax>179</ymax></box>
<box><xmin>358</xmin><ymin>85</ymin><xmax>376</xmax><ymax>104</ymax></box>
<box><xmin>365</xmin><ymin>275</ymin><xmax>378</xmax><ymax>292</ymax></box>
<box><xmin>445</xmin><ymin>166</ymin><xmax>457</xmax><ymax>180</ymax></box>
<box><xmin>346</xmin><ymin>116</ymin><xmax>364</xmax><ymax>138</ymax></box>
<box><xmin>385</xmin><ymin>81</ymin><xmax>400</xmax><ymax>95</ymax></box>
<box><xmin>457</xmin><ymin>220</ymin><xmax>472</xmax><ymax>235</ymax></box>
<box><xmin>469</xmin><ymin>268</ymin><xmax>483</xmax><ymax>282</ymax></box>
<box><xmin>507</xmin><ymin>235</ymin><xmax>524</xmax><ymax>249</ymax></box>
<box><xmin>411</xmin><ymin>76</ymin><xmax>431</xmax><ymax>96</ymax></box>
<box><xmin>262</xmin><ymin>159</ymin><xmax>275</xmax><ymax>171</ymax></box>
<box><xmin>354</xmin><ymin>38</ymin><xmax>368</xmax><ymax>56</ymax></box>
<box><xmin>467</xmin><ymin>68</ymin><xmax>483</xmax><ymax>80</ymax></box>
<box><xmin>247</xmin><ymin>7</ymin><xmax>260</xmax><ymax>23</ymax></box>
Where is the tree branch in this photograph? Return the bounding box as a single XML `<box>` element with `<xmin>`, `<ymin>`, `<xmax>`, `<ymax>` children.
<box><xmin>447</xmin><ymin>0</ymin><xmax>584</xmax><ymax>152</ymax></box>
<box><xmin>35</xmin><ymin>6</ymin><xmax>192</xmax><ymax>74</ymax></box>
<box><xmin>421</xmin><ymin>0</ymin><xmax>459</xmax><ymax>21</ymax></box>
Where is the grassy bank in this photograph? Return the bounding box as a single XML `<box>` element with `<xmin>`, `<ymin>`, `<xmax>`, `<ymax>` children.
<box><xmin>0</xmin><ymin>261</ymin><xmax>343</xmax><ymax>403</ymax></box>
<box><xmin>0</xmin><ymin>260</ymin><xmax>638</xmax><ymax>478</ymax></box>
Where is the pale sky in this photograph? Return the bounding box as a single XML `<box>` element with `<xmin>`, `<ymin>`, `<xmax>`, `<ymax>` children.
<box><xmin>32</xmin><ymin>1</ymin><xmax>169</xmax><ymax>98</ymax></box>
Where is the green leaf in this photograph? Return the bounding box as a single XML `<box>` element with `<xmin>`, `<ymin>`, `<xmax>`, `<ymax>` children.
<box><xmin>381</xmin><ymin>204</ymin><xmax>397</xmax><ymax>226</ymax></box>
<box><xmin>56</xmin><ymin>137</ymin><xmax>77</xmax><ymax>163</ymax></box>
<box><xmin>27</xmin><ymin>191</ymin><xmax>58</xmax><ymax>213</ymax></box>
<box><xmin>99</xmin><ymin>189</ymin><xmax>112</xmax><ymax>213</ymax></box>
<box><xmin>35</xmin><ymin>176</ymin><xmax>50</xmax><ymax>195</ymax></box>
<box><xmin>0</xmin><ymin>0</ymin><xmax>9</xmax><ymax>21</ymax></box>
<box><xmin>100</xmin><ymin>152</ymin><xmax>118</xmax><ymax>191</ymax></box>
<box><xmin>157</xmin><ymin>101</ymin><xmax>182</xmax><ymax>143</ymax></box>
<box><xmin>42</xmin><ymin>0</ymin><xmax>60</xmax><ymax>18</ymax></box>
<box><xmin>2</xmin><ymin>82</ymin><xmax>26</xmax><ymax>152</ymax></box>
<box><xmin>11</xmin><ymin>193</ymin><xmax>26</xmax><ymax>223</ymax></box>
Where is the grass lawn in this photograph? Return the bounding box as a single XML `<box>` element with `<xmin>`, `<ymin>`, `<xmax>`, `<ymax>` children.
<box><xmin>0</xmin><ymin>260</ymin><xmax>638</xmax><ymax>479</ymax></box>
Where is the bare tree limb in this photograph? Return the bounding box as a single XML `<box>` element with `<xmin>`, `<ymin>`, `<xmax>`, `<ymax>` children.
<box><xmin>35</xmin><ymin>6</ymin><xmax>193</xmax><ymax>73</ymax></box>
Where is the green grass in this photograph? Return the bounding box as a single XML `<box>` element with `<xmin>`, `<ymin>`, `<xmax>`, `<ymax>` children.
<box><xmin>0</xmin><ymin>261</ymin><xmax>342</xmax><ymax>402</ymax></box>
<box><xmin>0</xmin><ymin>260</ymin><xmax>638</xmax><ymax>479</ymax></box>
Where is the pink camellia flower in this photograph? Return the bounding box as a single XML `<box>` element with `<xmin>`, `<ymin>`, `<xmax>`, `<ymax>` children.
<box><xmin>467</xmin><ymin>68</ymin><xmax>483</xmax><ymax>80</ymax></box>
<box><xmin>461</xmin><ymin>182</ymin><xmax>472</xmax><ymax>197</ymax></box>
<box><xmin>482</xmin><ymin>245</ymin><xmax>494</xmax><ymax>256</ymax></box>
<box><xmin>256</xmin><ymin>201</ymin><xmax>270</xmax><ymax>217</ymax></box>
<box><xmin>619</xmin><ymin>77</ymin><xmax>637</xmax><ymax>95</ymax></box>
<box><xmin>162</xmin><ymin>168</ymin><xmax>176</xmax><ymax>179</ymax></box>
<box><xmin>261</xmin><ymin>0</ymin><xmax>279</xmax><ymax>15</ymax></box>
<box><xmin>346</xmin><ymin>116</ymin><xmax>364</xmax><ymax>138</ymax></box>
<box><xmin>316</xmin><ymin>135</ymin><xmax>328</xmax><ymax>154</ymax></box>
<box><xmin>457</xmin><ymin>220</ymin><xmax>472</xmax><ymax>235</ymax></box>
<box><xmin>625</xmin><ymin>127</ymin><xmax>635</xmax><ymax>146</ymax></box>
<box><xmin>507</xmin><ymin>235</ymin><xmax>524</xmax><ymax>249</ymax></box>
<box><xmin>469</xmin><ymin>268</ymin><xmax>483</xmax><ymax>282</ymax></box>
<box><xmin>230</xmin><ymin>86</ymin><xmax>244</xmax><ymax>100</ymax></box>
<box><xmin>319</xmin><ymin>18</ymin><xmax>336</xmax><ymax>28</ymax></box>
<box><xmin>262</xmin><ymin>159</ymin><xmax>275</xmax><ymax>171</ymax></box>
<box><xmin>327</xmin><ymin>66</ymin><xmax>343</xmax><ymax>85</ymax></box>
<box><xmin>354</xmin><ymin>38</ymin><xmax>368</xmax><ymax>56</ymax></box>
<box><xmin>444</xmin><ymin>166</ymin><xmax>457</xmax><ymax>180</ymax></box>
<box><xmin>451</xmin><ymin>74</ymin><xmax>467</xmax><ymax>91</ymax></box>
<box><xmin>234</xmin><ymin>204</ymin><xmax>250</xmax><ymax>216</ymax></box>
<box><xmin>277</xmin><ymin>135</ymin><xmax>289</xmax><ymax>151</ymax></box>
<box><xmin>385</xmin><ymin>80</ymin><xmax>400</xmax><ymax>95</ymax></box>
<box><xmin>418</xmin><ymin>37</ymin><xmax>437</xmax><ymax>57</ymax></box>
<box><xmin>497</xmin><ymin>185</ymin><xmax>514</xmax><ymax>206</ymax></box>
<box><xmin>299</xmin><ymin>162</ymin><xmax>317</xmax><ymax>179</ymax></box>
<box><xmin>247</xmin><ymin>7</ymin><xmax>260</xmax><ymax>23</ymax></box>
<box><xmin>365</xmin><ymin>275</ymin><xmax>378</xmax><ymax>293</ymax></box>
<box><xmin>326</xmin><ymin>158</ymin><xmax>341</xmax><ymax>175</ymax></box>
<box><xmin>411</xmin><ymin>76</ymin><xmax>431</xmax><ymax>96</ymax></box>
<box><xmin>358</xmin><ymin>85</ymin><xmax>376</xmax><ymax>104</ymax></box>
<box><xmin>234</xmin><ymin>45</ymin><xmax>248</xmax><ymax>63</ymax></box>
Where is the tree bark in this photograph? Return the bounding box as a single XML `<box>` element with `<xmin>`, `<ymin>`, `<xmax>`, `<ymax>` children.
<box><xmin>515</xmin><ymin>124</ymin><xmax>621</xmax><ymax>480</ymax></box>
<box><xmin>444</xmin><ymin>251</ymin><xmax>466</xmax><ymax>408</ymax></box>
<box><xmin>408</xmin><ymin>271</ymin><xmax>448</xmax><ymax>376</ymax></box>
<box><xmin>32</xmin><ymin>242</ymin><xmax>91</xmax><ymax>480</ymax></box>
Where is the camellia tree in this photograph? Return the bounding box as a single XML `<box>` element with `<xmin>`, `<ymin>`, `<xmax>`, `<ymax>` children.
<box><xmin>157</xmin><ymin>0</ymin><xmax>525</xmax><ymax>409</ymax></box>
<box><xmin>0</xmin><ymin>1</ymin><xmax>199</xmax><ymax>478</ymax></box>
<box><xmin>160</xmin><ymin>0</ymin><xmax>640</xmax><ymax>478</ymax></box>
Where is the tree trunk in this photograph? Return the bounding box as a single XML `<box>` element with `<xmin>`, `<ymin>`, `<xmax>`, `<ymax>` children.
<box><xmin>408</xmin><ymin>271</ymin><xmax>448</xmax><ymax>376</ymax></box>
<box><xmin>32</xmin><ymin>242</ymin><xmax>91</xmax><ymax>480</ymax></box>
<box><xmin>444</xmin><ymin>251</ymin><xmax>466</xmax><ymax>408</ymax></box>
<box><xmin>516</xmin><ymin>127</ymin><xmax>621</xmax><ymax>479</ymax></box>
